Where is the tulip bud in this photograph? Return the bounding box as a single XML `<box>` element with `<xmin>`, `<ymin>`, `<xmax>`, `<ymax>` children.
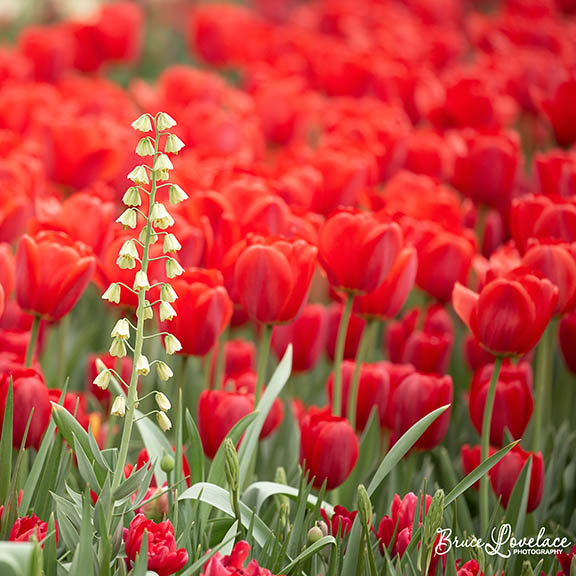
<box><xmin>160</xmin><ymin>284</ymin><xmax>178</xmax><ymax>303</ymax></box>
<box><xmin>307</xmin><ymin>526</ymin><xmax>324</xmax><ymax>545</ymax></box>
<box><xmin>133</xmin><ymin>271</ymin><xmax>150</xmax><ymax>291</ymax></box>
<box><xmin>159</xmin><ymin>302</ymin><xmax>177</xmax><ymax>322</ymax></box>
<box><xmin>122</xmin><ymin>187</ymin><xmax>142</xmax><ymax>207</ymax></box>
<box><xmin>165</xmin><ymin>134</ymin><xmax>185</xmax><ymax>154</ymax></box>
<box><xmin>111</xmin><ymin>395</ymin><xmax>126</xmax><ymax>417</ymax></box>
<box><xmin>423</xmin><ymin>489</ymin><xmax>444</xmax><ymax>570</ymax></box>
<box><xmin>357</xmin><ymin>485</ymin><xmax>372</xmax><ymax>529</ymax></box>
<box><xmin>136</xmin><ymin>137</ymin><xmax>155</xmax><ymax>157</ymax></box>
<box><xmin>166</xmin><ymin>258</ymin><xmax>184</xmax><ymax>279</ymax></box>
<box><xmin>155</xmin><ymin>392</ymin><xmax>171</xmax><ymax>411</ymax></box>
<box><xmin>224</xmin><ymin>438</ymin><xmax>240</xmax><ymax>511</ymax></box>
<box><xmin>93</xmin><ymin>369</ymin><xmax>110</xmax><ymax>390</ymax></box>
<box><xmin>116</xmin><ymin>208</ymin><xmax>138</xmax><ymax>229</ymax></box>
<box><xmin>111</xmin><ymin>318</ymin><xmax>130</xmax><ymax>340</ymax></box>
<box><xmin>156</xmin><ymin>361</ymin><xmax>173</xmax><ymax>381</ymax></box>
<box><xmin>160</xmin><ymin>452</ymin><xmax>175</xmax><ymax>473</ymax></box>
<box><xmin>156</xmin><ymin>412</ymin><xmax>172</xmax><ymax>432</ymax></box>
<box><xmin>156</xmin><ymin>112</ymin><xmax>177</xmax><ymax>130</ymax></box>
<box><xmin>150</xmin><ymin>203</ymin><xmax>174</xmax><ymax>230</ymax></box>
<box><xmin>164</xmin><ymin>334</ymin><xmax>182</xmax><ymax>355</ymax></box>
<box><xmin>163</xmin><ymin>234</ymin><xmax>181</xmax><ymax>254</ymax></box>
<box><xmin>154</xmin><ymin>153</ymin><xmax>174</xmax><ymax>172</ymax></box>
<box><xmin>102</xmin><ymin>283</ymin><xmax>121</xmax><ymax>304</ymax></box>
<box><xmin>110</xmin><ymin>338</ymin><xmax>127</xmax><ymax>358</ymax></box>
<box><xmin>168</xmin><ymin>184</ymin><xmax>188</xmax><ymax>205</ymax></box>
<box><xmin>131</xmin><ymin>114</ymin><xmax>153</xmax><ymax>132</ymax></box>
<box><xmin>127</xmin><ymin>165</ymin><xmax>150</xmax><ymax>185</ymax></box>
<box><xmin>136</xmin><ymin>355</ymin><xmax>150</xmax><ymax>376</ymax></box>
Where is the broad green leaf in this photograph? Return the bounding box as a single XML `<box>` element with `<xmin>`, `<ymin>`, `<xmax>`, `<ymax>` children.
<box><xmin>73</xmin><ymin>435</ymin><xmax>102</xmax><ymax>494</ymax></box>
<box><xmin>238</xmin><ymin>345</ymin><xmax>292</xmax><ymax>486</ymax></box>
<box><xmin>185</xmin><ymin>409</ymin><xmax>204</xmax><ymax>485</ymax></box>
<box><xmin>0</xmin><ymin>542</ymin><xmax>40</xmax><ymax>576</ymax></box>
<box><xmin>341</xmin><ymin>518</ymin><xmax>363</xmax><ymax>575</ymax></box>
<box><xmin>131</xmin><ymin>530</ymin><xmax>148</xmax><ymax>576</ymax></box>
<box><xmin>281</xmin><ymin>535</ymin><xmax>336</xmax><ymax>574</ymax></box>
<box><xmin>0</xmin><ymin>379</ymin><xmax>13</xmax><ymax>503</ymax></box>
<box><xmin>113</xmin><ymin>460</ymin><xmax>154</xmax><ymax>502</ymax></box>
<box><xmin>368</xmin><ymin>405</ymin><xmax>451</xmax><ymax>496</ymax></box>
<box><xmin>42</xmin><ymin>514</ymin><xmax>58</xmax><ymax>576</ymax></box>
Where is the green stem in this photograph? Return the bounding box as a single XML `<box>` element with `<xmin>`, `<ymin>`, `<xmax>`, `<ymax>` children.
<box><xmin>532</xmin><ymin>323</ymin><xmax>555</xmax><ymax>453</ymax></box>
<box><xmin>255</xmin><ymin>324</ymin><xmax>272</xmax><ymax>405</ymax></box>
<box><xmin>213</xmin><ymin>326</ymin><xmax>229</xmax><ymax>390</ymax></box>
<box><xmin>57</xmin><ymin>315</ymin><xmax>69</xmax><ymax>386</ymax></box>
<box><xmin>25</xmin><ymin>316</ymin><xmax>41</xmax><ymax>368</ymax></box>
<box><xmin>348</xmin><ymin>320</ymin><xmax>376</xmax><ymax>431</ymax></box>
<box><xmin>332</xmin><ymin>294</ymin><xmax>354</xmax><ymax>417</ymax></box>
<box><xmin>111</xmin><ymin>122</ymin><xmax>160</xmax><ymax>493</ymax></box>
<box><xmin>480</xmin><ymin>356</ymin><xmax>503</xmax><ymax>534</ymax></box>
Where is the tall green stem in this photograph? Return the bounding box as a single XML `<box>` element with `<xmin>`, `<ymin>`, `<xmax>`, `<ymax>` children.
<box><xmin>111</xmin><ymin>125</ymin><xmax>160</xmax><ymax>492</ymax></box>
<box><xmin>348</xmin><ymin>320</ymin><xmax>376</xmax><ymax>430</ymax></box>
<box><xmin>532</xmin><ymin>323</ymin><xmax>555</xmax><ymax>453</ymax></box>
<box><xmin>213</xmin><ymin>327</ymin><xmax>229</xmax><ymax>390</ymax></box>
<box><xmin>332</xmin><ymin>294</ymin><xmax>354</xmax><ymax>417</ymax></box>
<box><xmin>25</xmin><ymin>316</ymin><xmax>41</xmax><ymax>368</ymax></box>
<box><xmin>480</xmin><ymin>356</ymin><xmax>503</xmax><ymax>533</ymax></box>
<box><xmin>255</xmin><ymin>324</ymin><xmax>272</xmax><ymax>405</ymax></box>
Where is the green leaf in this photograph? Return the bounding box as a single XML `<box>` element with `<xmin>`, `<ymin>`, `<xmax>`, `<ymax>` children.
<box><xmin>0</xmin><ymin>378</ymin><xmax>13</xmax><ymax>503</ymax></box>
<box><xmin>179</xmin><ymin>482</ymin><xmax>274</xmax><ymax>548</ymax></box>
<box><xmin>341</xmin><ymin>518</ymin><xmax>363</xmax><ymax>575</ymax></box>
<box><xmin>113</xmin><ymin>460</ymin><xmax>154</xmax><ymax>502</ymax></box>
<box><xmin>238</xmin><ymin>345</ymin><xmax>292</xmax><ymax>486</ymax></box>
<box><xmin>281</xmin><ymin>536</ymin><xmax>336</xmax><ymax>574</ymax></box>
<box><xmin>131</xmin><ymin>530</ymin><xmax>148</xmax><ymax>576</ymax></box>
<box><xmin>42</xmin><ymin>514</ymin><xmax>58</xmax><ymax>576</ymax></box>
<box><xmin>367</xmin><ymin>405</ymin><xmax>451</xmax><ymax>496</ymax></box>
<box><xmin>0</xmin><ymin>542</ymin><xmax>39</xmax><ymax>576</ymax></box>
<box><xmin>185</xmin><ymin>410</ymin><xmax>204</xmax><ymax>485</ymax></box>
<box><xmin>73</xmin><ymin>435</ymin><xmax>102</xmax><ymax>494</ymax></box>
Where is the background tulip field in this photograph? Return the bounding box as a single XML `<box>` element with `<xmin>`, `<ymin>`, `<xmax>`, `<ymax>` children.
<box><xmin>1</xmin><ymin>0</ymin><xmax>576</xmax><ymax>574</ymax></box>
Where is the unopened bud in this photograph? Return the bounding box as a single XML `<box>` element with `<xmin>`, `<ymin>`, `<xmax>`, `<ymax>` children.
<box><xmin>122</xmin><ymin>187</ymin><xmax>142</xmax><ymax>207</ymax></box>
<box><xmin>155</xmin><ymin>392</ymin><xmax>171</xmax><ymax>411</ymax></box>
<box><xmin>133</xmin><ymin>271</ymin><xmax>150</xmax><ymax>291</ymax></box>
<box><xmin>136</xmin><ymin>137</ymin><xmax>155</xmax><ymax>157</ymax></box>
<box><xmin>131</xmin><ymin>114</ymin><xmax>153</xmax><ymax>132</ymax></box>
<box><xmin>111</xmin><ymin>396</ymin><xmax>126</xmax><ymax>417</ymax></box>
<box><xmin>307</xmin><ymin>526</ymin><xmax>324</xmax><ymax>545</ymax></box>
<box><xmin>168</xmin><ymin>184</ymin><xmax>188</xmax><ymax>205</ymax></box>
<box><xmin>164</xmin><ymin>334</ymin><xmax>182</xmax><ymax>355</ymax></box>
<box><xmin>156</xmin><ymin>112</ymin><xmax>177</xmax><ymax>131</ymax></box>
<box><xmin>156</xmin><ymin>361</ymin><xmax>173</xmax><ymax>381</ymax></box>
<box><xmin>357</xmin><ymin>485</ymin><xmax>372</xmax><ymax>528</ymax></box>
<box><xmin>156</xmin><ymin>411</ymin><xmax>172</xmax><ymax>432</ymax></box>
<box><xmin>160</xmin><ymin>284</ymin><xmax>178</xmax><ymax>303</ymax></box>
<box><xmin>111</xmin><ymin>318</ymin><xmax>130</xmax><ymax>340</ymax></box>
<box><xmin>160</xmin><ymin>452</ymin><xmax>175</xmax><ymax>473</ymax></box>
<box><xmin>166</xmin><ymin>258</ymin><xmax>184</xmax><ymax>279</ymax></box>
<box><xmin>109</xmin><ymin>338</ymin><xmax>127</xmax><ymax>358</ymax></box>
<box><xmin>116</xmin><ymin>208</ymin><xmax>138</xmax><ymax>229</ymax></box>
<box><xmin>102</xmin><ymin>283</ymin><xmax>121</xmax><ymax>304</ymax></box>
<box><xmin>127</xmin><ymin>165</ymin><xmax>149</xmax><ymax>185</ymax></box>
<box><xmin>163</xmin><ymin>233</ymin><xmax>181</xmax><ymax>253</ymax></box>
<box><xmin>93</xmin><ymin>369</ymin><xmax>110</xmax><ymax>390</ymax></box>
<box><xmin>224</xmin><ymin>438</ymin><xmax>240</xmax><ymax>497</ymax></box>
<box><xmin>159</xmin><ymin>302</ymin><xmax>177</xmax><ymax>322</ymax></box>
<box><xmin>136</xmin><ymin>355</ymin><xmax>150</xmax><ymax>376</ymax></box>
<box><xmin>165</xmin><ymin>133</ymin><xmax>185</xmax><ymax>154</ymax></box>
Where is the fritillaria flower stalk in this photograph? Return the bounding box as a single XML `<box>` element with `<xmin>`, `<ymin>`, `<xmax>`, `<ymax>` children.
<box><xmin>96</xmin><ymin>112</ymin><xmax>187</xmax><ymax>491</ymax></box>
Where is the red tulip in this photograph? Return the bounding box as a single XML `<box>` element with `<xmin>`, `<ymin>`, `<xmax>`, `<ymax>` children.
<box><xmin>535</xmin><ymin>150</ymin><xmax>576</xmax><ymax>198</ymax></box>
<box><xmin>453</xmin><ymin>268</ymin><xmax>558</xmax><ymax>356</ymax></box>
<box><xmin>326</xmin><ymin>361</ymin><xmax>389</xmax><ymax>432</ymax></box>
<box><xmin>0</xmin><ymin>368</ymin><xmax>51</xmax><ymax>450</ymax></box>
<box><xmin>325</xmin><ymin>302</ymin><xmax>366</xmax><ymax>361</ymax></box>
<box><xmin>319</xmin><ymin>210</ymin><xmax>403</xmax><ymax>294</ymax></box>
<box><xmin>354</xmin><ymin>246</ymin><xmax>418</xmax><ymax>319</ymax></box>
<box><xmin>469</xmin><ymin>362</ymin><xmax>534</xmax><ymax>446</ymax></box>
<box><xmin>386</xmin><ymin>305</ymin><xmax>454</xmax><ymax>375</ymax></box>
<box><xmin>9</xmin><ymin>515</ymin><xmax>56</xmax><ymax>547</ymax></box>
<box><xmin>401</xmin><ymin>130</ymin><xmax>454</xmax><ymax>181</ymax></box>
<box><xmin>271</xmin><ymin>304</ymin><xmax>327</xmax><ymax>373</ymax></box>
<box><xmin>136</xmin><ymin>448</ymin><xmax>191</xmax><ymax>488</ymax></box>
<box><xmin>200</xmin><ymin>540</ymin><xmax>277</xmax><ymax>576</ymax></box>
<box><xmin>540</xmin><ymin>76</ymin><xmax>576</xmax><ymax>147</ymax></box>
<box><xmin>490</xmin><ymin>445</ymin><xmax>544</xmax><ymax>512</ymax></box>
<box><xmin>463</xmin><ymin>335</ymin><xmax>497</xmax><ymax>372</ymax></box>
<box><xmin>16</xmin><ymin>232</ymin><xmax>95</xmax><ymax>321</ymax></box>
<box><xmin>559</xmin><ymin>313</ymin><xmax>576</xmax><ymax>374</ymax></box>
<box><xmin>0</xmin><ymin>242</ymin><xmax>15</xmax><ymax>298</ymax></box>
<box><xmin>456</xmin><ymin>560</ymin><xmax>481</xmax><ymax>576</ymax></box>
<box><xmin>460</xmin><ymin>444</ymin><xmax>484</xmax><ymax>490</ymax></box>
<box><xmin>557</xmin><ymin>544</ymin><xmax>576</xmax><ymax>576</ymax></box>
<box><xmin>48</xmin><ymin>389</ymin><xmax>90</xmax><ymax>431</ymax></box>
<box><xmin>522</xmin><ymin>242</ymin><xmax>576</xmax><ymax>315</ymax></box>
<box><xmin>161</xmin><ymin>269</ymin><xmax>233</xmax><ymax>357</ymax></box>
<box><xmin>321</xmin><ymin>505</ymin><xmax>358</xmax><ymax>537</ymax></box>
<box><xmin>198</xmin><ymin>389</ymin><xmax>253</xmax><ymax>459</ymax></box>
<box><xmin>124</xmin><ymin>514</ymin><xmax>188</xmax><ymax>576</ymax></box>
<box><xmin>391</xmin><ymin>372</ymin><xmax>453</xmax><ymax>450</ymax></box>
<box><xmin>221</xmin><ymin>339</ymin><xmax>256</xmax><ymax>379</ymax></box>
<box><xmin>380</xmin><ymin>362</ymin><xmax>416</xmax><ymax>429</ymax></box>
<box><xmin>234</xmin><ymin>237</ymin><xmax>317</xmax><ymax>323</ymax></box>
<box><xmin>299</xmin><ymin>406</ymin><xmax>359</xmax><ymax>490</ymax></box>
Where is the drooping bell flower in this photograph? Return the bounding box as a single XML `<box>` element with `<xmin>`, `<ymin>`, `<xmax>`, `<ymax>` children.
<box><xmin>354</xmin><ymin>246</ymin><xmax>418</xmax><ymax>319</ymax></box>
<box><xmin>124</xmin><ymin>514</ymin><xmax>188</xmax><ymax>576</ymax></box>
<box><xmin>86</xmin><ymin>354</ymin><xmax>133</xmax><ymax>412</ymax></box>
<box><xmin>0</xmin><ymin>368</ymin><xmax>51</xmax><ymax>450</ymax></box>
<box><xmin>271</xmin><ymin>304</ymin><xmax>327</xmax><ymax>373</ymax></box>
<box><xmin>319</xmin><ymin>209</ymin><xmax>403</xmax><ymax>294</ymax></box>
<box><xmin>453</xmin><ymin>268</ymin><xmax>558</xmax><ymax>356</ymax></box>
<box><xmin>299</xmin><ymin>406</ymin><xmax>359</xmax><ymax>490</ymax></box>
<box><xmin>234</xmin><ymin>237</ymin><xmax>317</xmax><ymax>323</ymax></box>
<box><xmin>468</xmin><ymin>362</ymin><xmax>534</xmax><ymax>446</ymax></box>
<box><xmin>325</xmin><ymin>361</ymin><xmax>389</xmax><ymax>432</ymax></box>
<box><xmin>390</xmin><ymin>372</ymin><xmax>453</xmax><ymax>450</ymax></box>
<box><xmin>489</xmin><ymin>445</ymin><xmax>544</xmax><ymax>513</ymax></box>
<box><xmin>161</xmin><ymin>269</ymin><xmax>233</xmax><ymax>357</ymax></box>
<box><xmin>15</xmin><ymin>232</ymin><xmax>96</xmax><ymax>321</ymax></box>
